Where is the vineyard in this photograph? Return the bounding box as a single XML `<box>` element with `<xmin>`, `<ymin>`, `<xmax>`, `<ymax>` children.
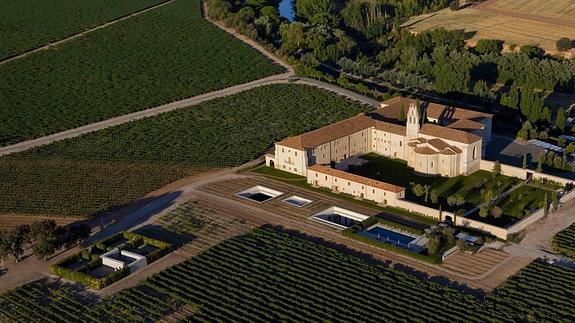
<box><xmin>1</xmin><ymin>227</ymin><xmax>574</xmax><ymax>321</ymax></box>
<box><xmin>0</xmin><ymin>283</ymin><xmax>181</xmax><ymax>322</ymax></box>
<box><xmin>0</xmin><ymin>0</ymin><xmax>283</xmax><ymax>146</ymax></box>
<box><xmin>0</xmin><ymin>84</ymin><xmax>368</xmax><ymax>217</ymax></box>
<box><xmin>0</xmin><ymin>0</ymin><xmax>169</xmax><ymax>60</ymax></box>
<box><xmin>552</xmin><ymin>223</ymin><xmax>575</xmax><ymax>257</ymax></box>
<box><xmin>16</xmin><ymin>84</ymin><xmax>370</xmax><ymax>166</ymax></box>
<box><xmin>0</xmin><ymin>159</ymin><xmax>201</xmax><ymax>216</ymax></box>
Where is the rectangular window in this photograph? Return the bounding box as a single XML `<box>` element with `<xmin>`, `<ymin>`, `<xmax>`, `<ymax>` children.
<box><xmin>294</xmin><ymin>168</ymin><xmax>297</xmax><ymax>172</ymax></box>
<box><xmin>325</xmin><ymin>176</ymin><xmax>328</xmax><ymax>180</ymax></box>
<box><xmin>295</xmin><ymin>151</ymin><xmax>298</xmax><ymax>156</ymax></box>
<box><xmin>282</xmin><ymin>148</ymin><xmax>284</xmax><ymax>153</ymax></box>
<box><xmin>373</xmin><ymin>189</ymin><xmax>375</xmax><ymax>193</ymax></box>
<box><xmin>316</xmin><ymin>173</ymin><xmax>318</xmax><ymax>177</ymax></box>
<box><xmin>348</xmin><ymin>182</ymin><xmax>351</xmax><ymax>186</ymax></box>
<box><xmin>400</xmin><ymin>141</ymin><xmax>402</xmax><ymax>147</ymax></box>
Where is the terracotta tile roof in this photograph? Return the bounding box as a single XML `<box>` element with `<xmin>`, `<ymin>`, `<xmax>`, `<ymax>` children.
<box><xmin>308</xmin><ymin>164</ymin><xmax>405</xmax><ymax>193</ymax></box>
<box><xmin>414</xmin><ymin>146</ymin><xmax>436</xmax><ymax>155</ymax></box>
<box><xmin>420</xmin><ymin>124</ymin><xmax>481</xmax><ymax>144</ymax></box>
<box><xmin>276</xmin><ymin>114</ymin><xmax>405</xmax><ymax>150</ymax></box>
<box><xmin>373</xmin><ymin>120</ymin><xmax>406</xmax><ymax>136</ymax></box>
<box><xmin>445</xmin><ymin>119</ymin><xmax>485</xmax><ymax>131</ymax></box>
<box><xmin>377</xmin><ymin>97</ymin><xmax>492</xmax><ymax>122</ymax></box>
<box><xmin>440</xmin><ymin>149</ymin><xmax>457</xmax><ymax>155</ymax></box>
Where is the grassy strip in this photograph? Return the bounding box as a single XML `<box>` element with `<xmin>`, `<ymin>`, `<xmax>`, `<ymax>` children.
<box><xmin>252</xmin><ymin>166</ymin><xmax>439</xmax><ymax>226</ymax></box>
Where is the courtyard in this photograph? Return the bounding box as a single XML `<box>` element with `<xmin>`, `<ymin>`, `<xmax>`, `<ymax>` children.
<box><xmin>348</xmin><ymin>153</ymin><xmax>552</xmax><ymax>226</ymax></box>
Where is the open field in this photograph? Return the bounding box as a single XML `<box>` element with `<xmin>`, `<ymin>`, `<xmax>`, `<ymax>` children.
<box><xmin>0</xmin><ymin>84</ymin><xmax>369</xmax><ymax>217</ymax></box>
<box><xmin>0</xmin><ymin>0</ymin><xmax>283</xmax><ymax>147</ymax></box>
<box><xmin>552</xmin><ymin>222</ymin><xmax>575</xmax><ymax>257</ymax></box>
<box><xmin>0</xmin><ymin>0</ymin><xmax>170</xmax><ymax>60</ymax></box>
<box><xmin>1</xmin><ymin>228</ymin><xmax>574</xmax><ymax>321</ymax></box>
<box><xmin>404</xmin><ymin>0</ymin><xmax>575</xmax><ymax>55</ymax></box>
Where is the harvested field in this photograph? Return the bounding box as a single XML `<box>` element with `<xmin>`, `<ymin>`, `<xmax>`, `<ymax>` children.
<box><xmin>404</xmin><ymin>0</ymin><xmax>575</xmax><ymax>55</ymax></box>
<box><xmin>442</xmin><ymin>248</ymin><xmax>509</xmax><ymax>276</ymax></box>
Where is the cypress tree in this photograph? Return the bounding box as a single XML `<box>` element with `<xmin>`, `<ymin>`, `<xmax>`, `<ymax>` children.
<box><xmin>555</xmin><ymin>107</ymin><xmax>566</xmax><ymax>133</ymax></box>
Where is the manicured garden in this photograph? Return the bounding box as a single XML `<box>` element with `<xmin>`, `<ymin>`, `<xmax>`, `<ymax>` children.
<box><xmin>349</xmin><ymin>153</ymin><xmax>554</xmax><ymax>226</ymax></box>
<box><xmin>3</xmin><ymin>227</ymin><xmax>574</xmax><ymax>321</ymax></box>
<box><xmin>0</xmin><ymin>84</ymin><xmax>369</xmax><ymax>217</ymax></box>
<box><xmin>0</xmin><ymin>0</ymin><xmax>169</xmax><ymax>60</ymax></box>
<box><xmin>51</xmin><ymin>231</ymin><xmax>172</xmax><ymax>289</ymax></box>
<box><xmin>0</xmin><ymin>0</ymin><xmax>284</xmax><ymax>146</ymax></box>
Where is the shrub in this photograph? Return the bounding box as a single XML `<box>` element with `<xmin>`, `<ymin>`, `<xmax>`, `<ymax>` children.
<box><xmin>449</xmin><ymin>0</ymin><xmax>459</xmax><ymax>11</ymax></box>
<box><xmin>556</xmin><ymin>37</ymin><xmax>572</xmax><ymax>52</ymax></box>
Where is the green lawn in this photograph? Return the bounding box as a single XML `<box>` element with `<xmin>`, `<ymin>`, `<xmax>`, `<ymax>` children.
<box><xmin>350</xmin><ymin>153</ymin><xmax>521</xmax><ymax>213</ymax></box>
<box><xmin>496</xmin><ymin>185</ymin><xmax>550</xmax><ymax>219</ymax></box>
<box><xmin>0</xmin><ymin>0</ymin><xmax>169</xmax><ymax>60</ymax></box>
<box><xmin>0</xmin><ymin>0</ymin><xmax>284</xmax><ymax>146</ymax></box>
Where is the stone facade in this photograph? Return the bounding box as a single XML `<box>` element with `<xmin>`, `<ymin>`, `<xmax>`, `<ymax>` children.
<box><xmin>267</xmin><ymin>98</ymin><xmax>488</xmax><ymax>179</ymax></box>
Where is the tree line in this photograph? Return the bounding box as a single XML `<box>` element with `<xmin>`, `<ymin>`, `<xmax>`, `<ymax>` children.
<box><xmin>206</xmin><ymin>0</ymin><xmax>575</xmax><ymax>141</ymax></box>
<box><xmin>0</xmin><ymin>221</ymin><xmax>90</xmax><ymax>263</ymax></box>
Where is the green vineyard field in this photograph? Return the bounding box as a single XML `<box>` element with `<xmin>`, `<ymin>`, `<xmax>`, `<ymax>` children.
<box><xmin>1</xmin><ymin>227</ymin><xmax>574</xmax><ymax>322</ymax></box>
<box><xmin>0</xmin><ymin>84</ymin><xmax>369</xmax><ymax>217</ymax></box>
<box><xmin>0</xmin><ymin>0</ymin><xmax>169</xmax><ymax>60</ymax></box>
<box><xmin>552</xmin><ymin>223</ymin><xmax>575</xmax><ymax>258</ymax></box>
<box><xmin>0</xmin><ymin>0</ymin><xmax>283</xmax><ymax>146</ymax></box>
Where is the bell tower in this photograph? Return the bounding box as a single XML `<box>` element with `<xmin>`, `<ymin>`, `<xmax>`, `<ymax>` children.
<box><xmin>406</xmin><ymin>102</ymin><xmax>420</xmax><ymax>140</ymax></box>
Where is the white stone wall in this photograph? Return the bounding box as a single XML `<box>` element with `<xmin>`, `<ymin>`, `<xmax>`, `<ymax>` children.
<box><xmin>275</xmin><ymin>144</ymin><xmax>307</xmax><ymax>176</ymax></box>
<box><xmin>306</xmin><ymin>169</ymin><xmax>401</xmax><ymax>206</ymax></box>
<box><xmin>372</xmin><ymin>129</ymin><xmax>405</xmax><ymax>159</ymax></box>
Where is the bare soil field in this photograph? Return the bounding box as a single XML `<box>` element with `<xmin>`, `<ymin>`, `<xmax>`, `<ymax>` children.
<box><xmin>404</xmin><ymin>0</ymin><xmax>575</xmax><ymax>55</ymax></box>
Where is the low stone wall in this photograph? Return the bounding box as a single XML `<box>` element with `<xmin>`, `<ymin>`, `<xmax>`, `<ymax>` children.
<box><xmin>480</xmin><ymin>160</ymin><xmax>574</xmax><ymax>185</ymax></box>
<box><xmin>397</xmin><ymin>199</ymin><xmax>509</xmax><ymax>239</ymax></box>
<box><xmin>479</xmin><ymin>160</ymin><xmax>527</xmax><ymax>180</ymax></box>
<box><xmin>454</xmin><ymin>217</ymin><xmax>509</xmax><ymax>240</ymax></box>
<box><xmin>507</xmin><ymin>208</ymin><xmax>545</xmax><ymax>235</ymax></box>
<box><xmin>395</xmin><ymin>200</ymin><xmax>442</xmax><ymax>220</ymax></box>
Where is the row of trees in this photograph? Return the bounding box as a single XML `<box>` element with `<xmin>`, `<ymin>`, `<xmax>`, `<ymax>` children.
<box><xmin>0</xmin><ymin>221</ymin><xmax>90</xmax><ymax>263</ymax></box>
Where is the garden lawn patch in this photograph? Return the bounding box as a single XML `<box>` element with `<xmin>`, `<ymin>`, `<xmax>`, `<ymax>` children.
<box><xmin>0</xmin><ymin>84</ymin><xmax>369</xmax><ymax>217</ymax></box>
<box><xmin>496</xmin><ymin>185</ymin><xmax>549</xmax><ymax>218</ymax></box>
<box><xmin>0</xmin><ymin>0</ymin><xmax>169</xmax><ymax>60</ymax></box>
<box><xmin>350</xmin><ymin>153</ymin><xmax>521</xmax><ymax>213</ymax></box>
<box><xmin>0</xmin><ymin>0</ymin><xmax>284</xmax><ymax>146</ymax></box>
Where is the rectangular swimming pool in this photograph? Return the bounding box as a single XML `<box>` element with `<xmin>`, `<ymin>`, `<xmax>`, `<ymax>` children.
<box><xmin>359</xmin><ymin>226</ymin><xmax>416</xmax><ymax>247</ymax></box>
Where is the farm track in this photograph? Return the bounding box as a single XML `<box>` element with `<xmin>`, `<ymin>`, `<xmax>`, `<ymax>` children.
<box><xmin>0</xmin><ymin>0</ymin><xmax>382</xmax><ymax>156</ymax></box>
<box><xmin>0</xmin><ymin>0</ymin><xmax>176</xmax><ymax>66</ymax></box>
<box><xmin>475</xmin><ymin>0</ymin><xmax>575</xmax><ymax>28</ymax></box>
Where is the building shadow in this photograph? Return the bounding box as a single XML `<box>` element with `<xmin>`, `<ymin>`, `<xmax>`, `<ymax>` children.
<box><xmin>84</xmin><ymin>191</ymin><xmax>183</xmax><ymax>246</ymax></box>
